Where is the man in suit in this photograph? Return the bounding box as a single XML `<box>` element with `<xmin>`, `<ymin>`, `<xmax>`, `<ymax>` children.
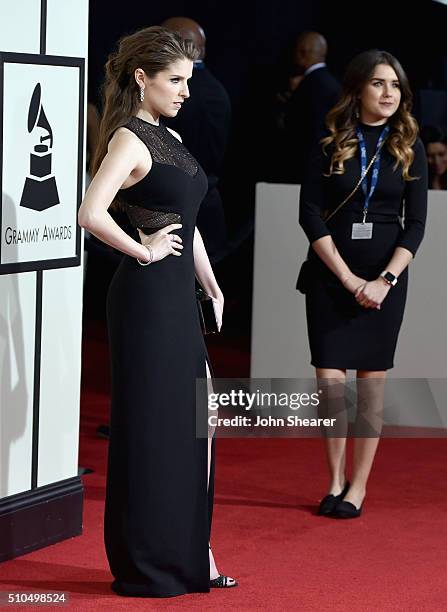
<box><xmin>281</xmin><ymin>31</ymin><xmax>341</xmax><ymax>183</ymax></box>
<box><xmin>162</xmin><ymin>17</ymin><xmax>232</xmax><ymax>263</ymax></box>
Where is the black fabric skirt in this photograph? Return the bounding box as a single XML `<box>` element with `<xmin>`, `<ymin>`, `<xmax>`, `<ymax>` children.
<box><xmin>305</xmin><ymin>216</ymin><xmax>408</xmax><ymax>371</ymax></box>
<box><xmin>104</xmin><ymin>253</ymin><xmax>214</xmax><ymax>597</ymax></box>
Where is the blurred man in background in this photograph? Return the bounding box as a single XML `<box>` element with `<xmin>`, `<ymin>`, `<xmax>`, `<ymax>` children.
<box><xmin>279</xmin><ymin>31</ymin><xmax>340</xmax><ymax>183</ymax></box>
<box><xmin>162</xmin><ymin>17</ymin><xmax>231</xmax><ymax>263</ymax></box>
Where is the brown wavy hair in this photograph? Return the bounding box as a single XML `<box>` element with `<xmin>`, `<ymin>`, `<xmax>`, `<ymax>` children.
<box><xmin>91</xmin><ymin>26</ymin><xmax>198</xmax><ymax>182</ymax></box>
<box><xmin>322</xmin><ymin>50</ymin><xmax>418</xmax><ymax>180</ymax></box>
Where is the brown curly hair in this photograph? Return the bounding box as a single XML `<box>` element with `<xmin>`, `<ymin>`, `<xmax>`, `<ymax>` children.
<box><xmin>322</xmin><ymin>49</ymin><xmax>418</xmax><ymax>181</ymax></box>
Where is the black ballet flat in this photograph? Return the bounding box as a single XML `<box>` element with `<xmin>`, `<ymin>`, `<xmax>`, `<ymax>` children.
<box><xmin>210</xmin><ymin>575</ymin><xmax>238</xmax><ymax>588</ymax></box>
<box><xmin>332</xmin><ymin>499</ymin><xmax>363</xmax><ymax>519</ymax></box>
<box><xmin>317</xmin><ymin>481</ymin><xmax>350</xmax><ymax>516</ymax></box>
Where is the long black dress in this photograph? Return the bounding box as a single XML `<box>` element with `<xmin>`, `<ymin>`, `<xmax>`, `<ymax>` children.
<box><xmin>104</xmin><ymin>116</ymin><xmax>213</xmax><ymax>597</ymax></box>
<box><xmin>299</xmin><ymin>122</ymin><xmax>428</xmax><ymax>370</ymax></box>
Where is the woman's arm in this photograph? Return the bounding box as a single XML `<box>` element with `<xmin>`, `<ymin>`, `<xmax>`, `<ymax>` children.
<box><xmin>193</xmin><ymin>227</ymin><xmax>224</xmax><ymax>329</ymax></box>
<box><xmin>298</xmin><ymin>144</ymin><xmax>331</xmax><ymax>244</ymax></box>
<box><xmin>356</xmin><ymin>138</ymin><xmax>428</xmax><ymax>309</ymax></box>
<box><xmin>299</xmin><ymin>143</ymin><xmax>367</xmax><ymax>294</ymax></box>
<box><xmin>78</xmin><ymin>129</ymin><xmax>152</xmax><ymax>262</ymax></box>
<box><xmin>193</xmin><ymin>227</ymin><xmax>222</xmax><ymax>298</ymax></box>
<box><xmin>354</xmin><ymin>247</ymin><xmax>412</xmax><ymax>310</ymax></box>
<box><xmin>311</xmin><ymin>236</ymin><xmax>367</xmax><ymax>294</ymax></box>
<box><xmin>395</xmin><ymin>138</ymin><xmax>428</xmax><ymax>257</ymax></box>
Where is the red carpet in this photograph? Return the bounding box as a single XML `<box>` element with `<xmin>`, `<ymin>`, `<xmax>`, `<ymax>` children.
<box><xmin>1</xmin><ymin>321</ymin><xmax>446</xmax><ymax>611</ymax></box>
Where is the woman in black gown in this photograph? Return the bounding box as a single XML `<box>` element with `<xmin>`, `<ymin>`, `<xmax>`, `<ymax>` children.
<box><xmin>78</xmin><ymin>26</ymin><xmax>237</xmax><ymax>596</ymax></box>
<box><xmin>299</xmin><ymin>50</ymin><xmax>427</xmax><ymax>518</ymax></box>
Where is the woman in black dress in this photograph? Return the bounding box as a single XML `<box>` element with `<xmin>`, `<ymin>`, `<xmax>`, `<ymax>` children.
<box><xmin>299</xmin><ymin>50</ymin><xmax>427</xmax><ymax>518</ymax></box>
<box><xmin>78</xmin><ymin>26</ymin><xmax>237</xmax><ymax>596</ymax></box>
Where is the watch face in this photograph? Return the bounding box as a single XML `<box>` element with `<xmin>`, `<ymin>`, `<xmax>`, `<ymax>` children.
<box><xmin>384</xmin><ymin>272</ymin><xmax>396</xmax><ymax>283</ymax></box>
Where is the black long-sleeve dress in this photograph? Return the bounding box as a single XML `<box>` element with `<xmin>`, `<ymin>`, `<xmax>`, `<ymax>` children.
<box><xmin>104</xmin><ymin>117</ymin><xmax>213</xmax><ymax>597</ymax></box>
<box><xmin>299</xmin><ymin>122</ymin><xmax>428</xmax><ymax>370</ymax></box>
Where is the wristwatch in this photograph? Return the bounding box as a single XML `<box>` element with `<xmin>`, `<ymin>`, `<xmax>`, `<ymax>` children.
<box><xmin>380</xmin><ymin>270</ymin><xmax>398</xmax><ymax>287</ymax></box>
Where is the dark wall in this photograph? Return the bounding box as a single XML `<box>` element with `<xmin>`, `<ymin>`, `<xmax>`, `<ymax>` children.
<box><xmin>88</xmin><ymin>0</ymin><xmax>447</xmax><ymax>107</ymax></box>
<box><xmin>314</xmin><ymin>0</ymin><xmax>446</xmax><ymax>89</ymax></box>
<box><xmin>88</xmin><ymin>1</ymin><xmax>316</xmax><ymax>109</ymax></box>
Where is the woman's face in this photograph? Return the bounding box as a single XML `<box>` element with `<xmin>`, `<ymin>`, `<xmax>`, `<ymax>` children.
<box><xmin>141</xmin><ymin>57</ymin><xmax>193</xmax><ymax>118</ymax></box>
<box><xmin>358</xmin><ymin>63</ymin><xmax>402</xmax><ymax>124</ymax></box>
<box><xmin>426</xmin><ymin>142</ymin><xmax>447</xmax><ymax>177</ymax></box>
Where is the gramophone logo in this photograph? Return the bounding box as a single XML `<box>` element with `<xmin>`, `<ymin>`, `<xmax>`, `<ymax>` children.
<box><xmin>20</xmin><ymin>83</ymin><xmax>60</xmax><ymax>212</ymax></box>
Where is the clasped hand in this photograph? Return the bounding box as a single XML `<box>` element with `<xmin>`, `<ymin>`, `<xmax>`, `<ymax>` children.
<box><xmin>343</xmin><ymin>275</ymin><xmax>390</xmax><ymax>310</ymax></box>
<box><xmin>138</xmin><ymin>224</ymin><xmax>183</xmax><ymax>262</ymax></box>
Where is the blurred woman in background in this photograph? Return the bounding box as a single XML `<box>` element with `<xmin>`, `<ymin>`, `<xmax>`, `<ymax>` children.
<box><xmin>421</xmin><ymin>125</ymin><xmax>447</xmax><ymax>190</ymax></box>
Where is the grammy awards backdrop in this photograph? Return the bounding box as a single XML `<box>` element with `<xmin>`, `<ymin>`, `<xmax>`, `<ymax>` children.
<box><xmin>1</xmin><ymin>54</ymin><xmax>83</xmax><ymax>271</ymax></box>
<box><xmin>0</xmin><ymin>0</ymin><xmax>87</xmax><ymax>562</ymax></box>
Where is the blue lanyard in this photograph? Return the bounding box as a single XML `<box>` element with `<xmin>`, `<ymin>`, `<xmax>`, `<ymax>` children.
<box><xmin>355</xmin><ymin>125</ymin><xmax>389</xmax><ymax>222</ymax></box>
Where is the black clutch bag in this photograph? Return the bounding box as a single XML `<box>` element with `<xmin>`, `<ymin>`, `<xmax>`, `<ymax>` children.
<box><xmin>196</xmin><ymin>285</ymin><xmax>219</xmax><ymax>335</ymax></box>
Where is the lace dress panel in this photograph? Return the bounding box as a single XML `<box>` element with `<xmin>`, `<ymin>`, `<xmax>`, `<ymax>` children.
<box><xmin>125</xmin><ymin>116</ymin><xmax>198</xmax><ymax>176</ymax></box>
<box><xmin>119</xmin><ymin>117</ymin><xmax>198</xmax><ymax>233</ymax></box>
<box><xmin>126</xmin><ymin>207</ymin><xmax>181</xmax><ymax>235</ymax></box>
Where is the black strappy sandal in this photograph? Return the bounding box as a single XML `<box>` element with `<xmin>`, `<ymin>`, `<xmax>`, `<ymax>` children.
<box><xmin>210</xmin><ymin>575</ymin><xmax>238</xmax><ymax>588</ymax></box>
<box><xmin>208</xmin><ymin>544</ymin><xmax>238</xmax><ymax>588</ymax></box>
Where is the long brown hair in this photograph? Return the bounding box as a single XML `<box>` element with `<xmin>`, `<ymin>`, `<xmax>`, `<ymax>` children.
<box><xmin>91</xmin><ymin>26</ymin><xmax>198</xmax><ymax>179</ymax></box>
<box><xmin>322</xmin><ymin>49</ymin><xmax>418</xmax><ymax>180</ymax></box>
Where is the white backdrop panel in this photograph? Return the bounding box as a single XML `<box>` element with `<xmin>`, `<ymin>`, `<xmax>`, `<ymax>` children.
<box><xmin>46</xmin><ymin>0</ymin><xmax>89</xmax><ymax>59</ymax></box>
<box><xmin>36</xmin><ymin>0</ymin><xmax>87</xmax><ymax>487</ymax></box>
<box><xmin>0</xmin><ymin>1</ymin><xmax>40</xmax><ymax>54</ymax></box>
<box><xmin>38</xmin><ymin>264</ymin><xmax>83</xmax><ymax>487</ymax></box>
<box><xmin>392</xmin><ymin>190</ymin><xmax>447</xmax><ymax>377</ymax></box>
<box><xmin>0</xmin><ymin>272</ymin><xmax>36</xmax><ymax>496</ymax></box>
<box><xmin>0</xmin><ymin>0</ymin><xmax>39</xmax><ymax>500</ymax></box>
<box><xmin>251</xmin><ymin>183</ymin><xmax>311</xmax><ymax>379</ymax></box>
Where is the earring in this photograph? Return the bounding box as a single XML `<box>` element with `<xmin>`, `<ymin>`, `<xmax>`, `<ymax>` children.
<box><xmin>139</xmin><ymin>86</ymin><xmax>144</xmax><ymax>102</ymax></box>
